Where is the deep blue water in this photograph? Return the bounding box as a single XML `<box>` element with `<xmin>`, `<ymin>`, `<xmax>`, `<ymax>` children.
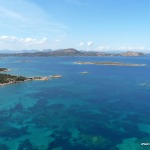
<box><xmin>0</xmin><ymin>56</ymin><xmax>150</xmax><ymax>150</ymax></box>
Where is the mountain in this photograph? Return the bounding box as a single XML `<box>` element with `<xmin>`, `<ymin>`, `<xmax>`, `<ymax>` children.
<box><xmin>42</xmin><ymin>49</ymin><xmax>53</xmax><ymax>52</ymax></box>
<box><xmin>0</xmin><ymin>48</ymin><xmax>146</xmax><ymax>57</ymax></box>
<box><xmin>52</xmin><ymin>48</ymin><xmax>81</xmax><ymax>56</ymax></box>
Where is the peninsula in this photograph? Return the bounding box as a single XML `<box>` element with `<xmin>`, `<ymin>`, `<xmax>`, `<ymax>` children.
<box><xmin>0</xmin><ymin>68</ymin><xmax>10</xmax><ymax>72</ymax></box>
<box><xmin>74</xmin><ymin>61</ymin><xmax>146</xmax><ymax>67</ymax></box>
<box><xmin>0</xmin><ymin>70</ymin><xmax>49</xmax><ymax>86</ymax></box>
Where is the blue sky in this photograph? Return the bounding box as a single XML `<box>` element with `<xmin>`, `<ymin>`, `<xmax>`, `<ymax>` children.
<box><xmin>0</xmin><ymin>0</ymin><xmax>150</xmax><ymax>51</ymax></box>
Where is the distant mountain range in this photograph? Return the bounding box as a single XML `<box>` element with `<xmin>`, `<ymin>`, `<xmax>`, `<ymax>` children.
<box><xmin>0</xmin><ymin>49</ymin><xmax>52</xmax><ymax>53</ymax></box>
<box><xmin>0</xmin><ymin>48</ymin><xmax>146</xmax><ymax>57</ymax></box>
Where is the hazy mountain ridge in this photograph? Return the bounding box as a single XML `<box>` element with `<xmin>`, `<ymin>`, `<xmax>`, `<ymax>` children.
<box><xmin>0</xmin><ymin>48</ymin><xmax>146</xmax><ymax>57</ymax></box>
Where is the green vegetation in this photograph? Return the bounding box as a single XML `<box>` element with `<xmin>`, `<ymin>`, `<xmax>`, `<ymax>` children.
<box><xmin>0</xmin><ymin>68</ymin><xmax>8</xmax><ymax>72</ymax></box>
<box><xmin>0</xmin><ymin>73</ymin><xmax>26</xmax><ymax>84</ymax></box>
<box><xmin>0</xmin><ymin>68</ymin><xmax>49</xmax><ymax>85</ymax></box>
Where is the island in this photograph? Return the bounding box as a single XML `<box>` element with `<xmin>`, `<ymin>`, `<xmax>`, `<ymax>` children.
<box><xmin>138</xmin><ymin>83</ymin><xmax>150</xmax><ymax>87</ymax></box>
<box><xmin>0</xmin><ymin>69</ymin><xmax>49</xmax><ymax>86</ymax></box>
<box><xmin>50</xmin><ymin>74</ymin><xmax>62</xmax><ymax>78</ymax></box>
<box><xmin>79</xmin><ymin>71</ymin><xmax>89</xmax><ymax>74</ymax></box>
<box><xmin>74</xmin><ymin>61</ymin><xmax>146</xmax><ymax>66</ymax></box>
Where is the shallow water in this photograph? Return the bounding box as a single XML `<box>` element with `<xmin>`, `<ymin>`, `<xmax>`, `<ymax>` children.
<box><xmin>0</xmin><ymin>56</ymin><xmax>150</xmax><ymax>150</ymax></box>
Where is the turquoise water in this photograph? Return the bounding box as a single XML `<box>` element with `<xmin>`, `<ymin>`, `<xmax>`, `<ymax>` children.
<box><xmin>0</xmin><ymin>56</ymin><xmax>150</xmax><ymax>150</ymax></box>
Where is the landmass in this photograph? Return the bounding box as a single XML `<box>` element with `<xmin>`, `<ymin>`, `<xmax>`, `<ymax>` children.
<box><xmin>0</xmin><ymin>68</ymin><xmax>64</xmax><ymax>86</ymax></box>
<box><xmin>0</xmin><ymin>70</ymin><xmax>49</xmax><ymax>86</ymax></box>
<box><xmin>0</xmin><ymin>73</ymin><xmax>27</xmax><ymax>86</ymax></box>
<box><xmin>0</xmin><ymin>68</ymin><xmax>10</xmax><ymax>72</ymax></box>
<box><xmin>0</xmin><ymin>49</ymin><xmax>146</xmax><ymax>57</ymax></box>
<box><xmin>74</xmin><ymin>61</ymin><xmax>146</xmax><ymax>66</ymax></box>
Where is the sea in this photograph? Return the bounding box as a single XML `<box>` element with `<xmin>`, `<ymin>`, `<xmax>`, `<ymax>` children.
<box><xmin>0</xmin><ymin>56</ymin><xmax>150</xmax><ymax>150</ymax></box>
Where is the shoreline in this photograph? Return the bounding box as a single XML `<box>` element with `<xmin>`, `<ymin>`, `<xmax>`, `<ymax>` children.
<box><xmin>0</xmin><ymin>77</ymin><xmax>49</xmax><ymax>86</ymax></box>
<box><xmin>0</xmin><ymin>72</ymin><xmax>50</xmax><ymax>86</ymax></box>
<box><xmin>0</xmin><ymin>68</ymin><xmax>11</xmax><ymax>72</ymax></box>
<box><xmin>0</xmin><ymin>68</ymin><xmax>63</xmax><ymax>86</ymax></box>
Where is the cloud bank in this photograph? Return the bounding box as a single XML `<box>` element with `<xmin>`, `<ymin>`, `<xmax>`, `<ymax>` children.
<box><xmin>87</xmin><ymin>41</ymin><xmax>93</xmax><ymax>46</ymax></box>
<box><xmin>96</xmin><ymin>45</ymin><xmax>145</xmax><ymax>51</ymax></box>
<box><xmin>0</xmin><ymin>36</ymin><xmax>47</xmax><ymax>50</ymax></box>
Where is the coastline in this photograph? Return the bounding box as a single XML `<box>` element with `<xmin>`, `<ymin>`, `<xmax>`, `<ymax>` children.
<box><xmin>0</xmin><ymin>68</ymin><xmax>11</xmax><ymax>72</ymax></box>
<box><xmin>0</xmin><ymin>68</ymin><xmax>63</xmax><ymax>86</ymax></box>
<box><xmin>0</xmin><ymin>72</ymin><xmax>50</xmax><ymax>86</ymax></box>
<box><xmin>0</xmin><ymin>77</ymin><xmax>49</xmax><ymax>86</ymax></box>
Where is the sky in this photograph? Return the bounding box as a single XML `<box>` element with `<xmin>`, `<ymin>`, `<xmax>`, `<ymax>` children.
<box><xmin>0</xmin><ymin>0</ymin><xmax>150</xmax><ymax>52</ymax></box>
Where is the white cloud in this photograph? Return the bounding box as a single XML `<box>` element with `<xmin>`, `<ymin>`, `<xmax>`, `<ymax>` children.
<box><xmin>87</xmin><ymin>41</ymin><xmax>93</xmax><ymax>46</ymax></box>
<box><xmin>20</xmin><ymin>37</ymin><xmax>47</xmax><ymax>44</ymax></box>
<box><xmin>118</xmin><ymin>46</ymin><xmax>145</xmax><ymax>51</ymax></box>
<box><xmin>96</xmin><ymin>46</ymin><xmax>110</xmax><ymax>51</ymax></box>
<box><xmin>96</xmin><ymin>45</ymin><xmax>146</xmax><ymax>51</ymax></box>
<box><xmin>79</xmin><ymin>42</ymin><xmax>84</xmax><ymax>46</ymax></box>
<box><xmin>0</xmin><ymin>35</ymin><xmax>48</xmax><ymax>50</ymax></box>
<box><xmin>0</xmin><ymin>36</ymin><xmax>17</xmax><ymax>42</ymax></box>
<box><xmin>20</xmin><ymin>38</ymin><xmax>36</xmax><ymax>43</ymax></box>
<box><xmin>0</xmin><ymin>36</ymin><xmax>47</xmax><ymax>45</ymax></box>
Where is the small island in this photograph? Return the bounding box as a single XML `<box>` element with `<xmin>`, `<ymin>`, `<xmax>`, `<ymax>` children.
<box><xmin>79</xmin><ymin>71</ymin><xmax>89</xmax><ymax>74</ymax></box>
<box><xmin>138</xmin><ymin>83</ymin><xmax>150</xmax><ymax>87</ymax></box>
<box><xmin>50</xmin><ymin>74</ymin><xmax>62</xmax><ymax>78</ymax></box>
<box><xmin>74</xmin><ymin>61</ymin><xmax>146</xmax><ymax>67</ymax></box>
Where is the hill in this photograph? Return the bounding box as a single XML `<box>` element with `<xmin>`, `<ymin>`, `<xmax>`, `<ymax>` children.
<box><xmin>0</xmin><ymin>49</ymin><xmax>146</xmax><ymax>57</ymax></box>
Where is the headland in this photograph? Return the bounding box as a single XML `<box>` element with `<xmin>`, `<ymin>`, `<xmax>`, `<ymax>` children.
<box><xmin>0</xmin><ymin>69</ymin><xmax>49</xmax><ymax>86</ymax></box>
